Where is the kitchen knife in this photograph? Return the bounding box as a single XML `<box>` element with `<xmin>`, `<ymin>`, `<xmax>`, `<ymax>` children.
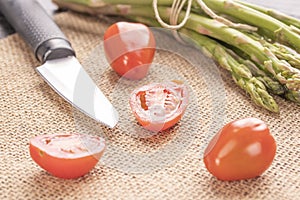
<box><xmin>0</xmin><ymin>0</ymin><xmax>119</xmax><ymax>128</ymax></box>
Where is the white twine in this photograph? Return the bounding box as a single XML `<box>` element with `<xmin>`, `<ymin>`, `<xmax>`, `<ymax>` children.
<box><xmin>152</xmin><ymin>0</ymin><xmax>257</xmax><ymax>32</ymax></box>
<box><xmin>196</xmin><ymin>0</ymin><xmax>257</xmax><ymax>31</ymax></box>
<box><xmin>152</xmin><ymin>0</ymin><xmax>193</xmax><ymax>30</ymax></box>
<box><xmin>153</xmin><ymin>0</ymin><xmax>193</xmax><ymax>44</ymax></box>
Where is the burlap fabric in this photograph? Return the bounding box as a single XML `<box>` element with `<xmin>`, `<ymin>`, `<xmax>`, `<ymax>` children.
<box><xmin>0</xmin><ymin>12</ymin><xmax>299</xmax><ymax>200</ymax></box>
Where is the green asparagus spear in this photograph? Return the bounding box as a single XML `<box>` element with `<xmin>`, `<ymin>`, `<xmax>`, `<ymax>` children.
<box><xmin>243</xmin><ymin>31</ymin><xmax>300</xmax><ymax>70</ymax></box>
<box><xmin>265</xmin><ymin>43</ymin><xmax>300</xmax><ymax>70</ymax></box>
<box><xmin>234</xmin><ymin>0</ymin><xmax>300</xmax><ymax>31</ymax></box>
<box><xmin>180</xmin><ymin>29</ymin><xmax>279</xmax><ymax>112</ymax></box>
<box><xmin>285</xmin><ymin>90</ymin><xmax>300</xmax><ymax>105</ymax></box>
<box><xmin>225</xmin><ymin>48</ymin><xmax>286</xmax><ymax>95</ymax></box>
<box><xmin>202</xmin><ymin>0</ymin><xmax>300</xmax><ymax>52</ymax></box>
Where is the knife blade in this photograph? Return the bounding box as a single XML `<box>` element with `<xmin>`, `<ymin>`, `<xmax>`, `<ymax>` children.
<box><xmin>0</xmin><ymin>0</ymin><xmax>119</xmax><ymax>128</ymax></box>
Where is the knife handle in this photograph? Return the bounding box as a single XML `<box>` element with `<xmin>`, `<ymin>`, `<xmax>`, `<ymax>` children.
<box><xmin>0</xmin><ymin>0</ymin><xmax>75</xmax><ymax>63</ymax></box>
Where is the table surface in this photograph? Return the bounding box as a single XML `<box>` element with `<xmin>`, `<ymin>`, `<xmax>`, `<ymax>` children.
<box><xmin>0</xmin><ymin>0</ymin><xmax>299</xmax><ymax>39</ymax></box>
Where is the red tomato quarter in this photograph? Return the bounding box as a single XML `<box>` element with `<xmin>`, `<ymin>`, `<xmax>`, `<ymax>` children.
<box><xmin>103</xmin><ymin>21</ymin><xmax>156</xmax><ymax>80</ymax></box>
<box><xmin>204</xmin><ymin>118</ymin><xmax>276</xmax><ymax>181</ymax></box>
<box><xmin>130</xmin><ymin>81</ymin><xmax>189</xmax><ymax>132</ymax></box>
<box><xmin>29</xmin><ymin>134</ymin><xmax>105</xmax><ymax>179</ymax></box>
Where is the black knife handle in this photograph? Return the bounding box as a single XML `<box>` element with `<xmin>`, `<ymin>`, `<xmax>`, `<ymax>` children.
<box><xmin>0</xmin><ymin>0</ymin><xmax>75</xmax><ymax>63</ymax></box>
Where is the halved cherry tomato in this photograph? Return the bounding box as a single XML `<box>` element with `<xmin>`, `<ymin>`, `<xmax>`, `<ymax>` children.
<box><xmin>130</xmin><ymin>81</ymin><xmax>189</xmax><ymax>132</ymax></box>
<box><xmin>29</xmin><ymin>134</ymin><xmax>105</xmax><ymax>179</ymax></box>
<box><xmin>204</xmin><ymin>118</ymin><xmax>276</xmax><ymax>181</ymax></box>
<box><xmin>103</xmin><ymin>21</ymin><xmax>156</xmax><ymax>80</ymax></box>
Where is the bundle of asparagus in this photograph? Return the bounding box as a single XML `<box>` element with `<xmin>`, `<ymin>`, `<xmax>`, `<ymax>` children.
<box><xmin>53</xmin><ymin>0</ymin><xmax>300</xmax><ymax>112</ymax></box>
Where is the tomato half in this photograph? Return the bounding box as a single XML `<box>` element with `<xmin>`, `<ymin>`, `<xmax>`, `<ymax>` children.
<box><xmin>29</xmin><ymin>134</ymin><xmax>105</xmax><ymax>179</ymax></box>
<box><xmin>130</xmin><ymin>81</ymin><xmax>189</xmax><ymax>132</ymax></box>
<box><xmin>103</xmin><ymin>21</ymin><xmax>156</xmax><ymax>80</ymax></box>
<box><xmin>203</xmin><ymin>118</ymin><xmax>276</xmax><ymax>181</ymax></box>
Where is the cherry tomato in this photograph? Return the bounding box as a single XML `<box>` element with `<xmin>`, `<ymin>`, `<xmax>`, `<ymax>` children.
<box><xmin>203</xmin><ymin>118</ymin><xmax>276</xmax><ymax>181</ymax></box>
<box><xmin>130</xmin><ymin>80</ymin><xmax>189</xmax><ymax>132</ymax></box>
<box><xmin>103</xmin><ymin>21</ymin><xmax>156</xmax><ymax>80</ymax></box>
<box><xmin>29</xmin><ymin>134</ymin><xmax>105</xmax><ymax>179</ymax></box>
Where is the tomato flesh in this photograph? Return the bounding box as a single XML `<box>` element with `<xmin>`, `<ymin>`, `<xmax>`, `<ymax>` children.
<box><xmin>29</xmin><ymin>134</ymin><xmax>105</xmax><ymax>179</ymax></box>
<box><xmin>130</xmin><ymin>81</ymin><xmax>189</xmax><ymax>132</ymax></box>
<box><xmin>204</xmin><ymin>118</ymin><xmax>276</xmax><ymax>181</ymax></box>
<box><xmin>104</xmin><ymin>21</ymin><xmax>156</xmax><ymax>80</ymax></box>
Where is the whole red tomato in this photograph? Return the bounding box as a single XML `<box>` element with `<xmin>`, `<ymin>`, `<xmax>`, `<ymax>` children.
<box><xmin>130</xmin><ymin>80</ymin><xmax>189</xmax><ymax>132</ymax></box>
<box><xmin>30</xmin><ymin>134</ymin><xmax>105</xmax><ymax>179</ymax></box>
<box><xmin>104</xmin><ymin>22</ymin><xmax>156</xmax><ymax>80</ymax></box>
<box><xmin>204</xmin><ymin>118</ymin><xmax>276</xmax><ymax>181</ymax></box>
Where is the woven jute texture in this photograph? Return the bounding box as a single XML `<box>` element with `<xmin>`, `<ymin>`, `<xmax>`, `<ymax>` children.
<box><xmin>0</xmin><ymin>12</ymin><xmax>299</xmax><ymax>200</ymax></box>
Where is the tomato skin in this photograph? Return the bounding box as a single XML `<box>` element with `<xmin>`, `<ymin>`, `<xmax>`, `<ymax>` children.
<box><xmin>104</xmin><ymin>22</ymin><xmax>156</xmax><ymax>80</ymax></box>
<box><xmin>135</xmin><ymin>112</ymin><xmax>183</xmax><ymax>132</ymax></box>
<box><xmin>130</xmin><ymin>81</ymin><xmax>189</xmax><ymax>132</ymax></box>
<box><xmin>203</xmin><ymin>118</ymin><xmax>276</xmax><ymax>181</ymax></box>
<box><xmin>29</xmin><ymin>134</ymin><xmax>105</xmax><ymax>179</ymax></box>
